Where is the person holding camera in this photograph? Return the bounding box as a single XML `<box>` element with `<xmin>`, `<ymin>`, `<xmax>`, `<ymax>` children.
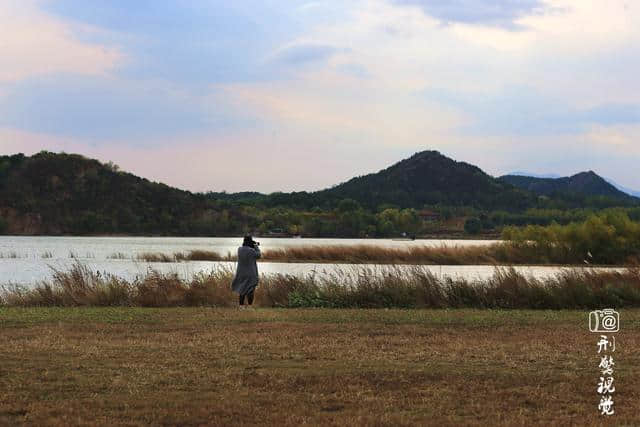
<box><xmin>231</xmin><ymin>235</ymin><xmax>261</xmax><ymax>308</ymax></box>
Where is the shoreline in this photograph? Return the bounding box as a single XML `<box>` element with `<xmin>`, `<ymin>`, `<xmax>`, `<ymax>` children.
<box><xmin>0</xmin><ymin>233</ymin><xmax>500</xmax><ymax>240</ymax></box>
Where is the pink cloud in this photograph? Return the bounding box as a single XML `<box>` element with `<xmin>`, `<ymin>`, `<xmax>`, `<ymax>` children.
<box><xmin>0</xmin><ymin>1</ymin><xmax>123</xmax><ymax>82</ymax></box>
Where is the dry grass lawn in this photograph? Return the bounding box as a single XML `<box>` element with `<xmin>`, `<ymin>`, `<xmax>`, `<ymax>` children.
<box><xmin>1</xmin><ymin>308</ymin><xmax>639</xmax><ymax>426</ymax></box>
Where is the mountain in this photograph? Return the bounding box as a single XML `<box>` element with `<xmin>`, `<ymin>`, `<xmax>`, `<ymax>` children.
<box><xmin>507</xmin><ymin>171</ymin><xmax>562</xmax><ymax>179</ymax></box>
<box><xmin>315</xmin><ymin>151</ymin><xmax>535</xmax><ymax>210</ymax></box>
<box><xmin>1</xmin><ymin>150</ymin><xmax>637</xmax><ymax>236</ymax></box>
<box><xmin>499</xmin><ymin>171</ymin><xmax>635</xmax><ymax>200</ymax></box>
<box><xmin>602</xmin><ymin>177</ymin><xmax>640</xmax><ymax>198</ymax></box>
<box><xmin>0</xmin><ymin>151</ymin><xmax>228</xmax><ymax>235</ymax></box>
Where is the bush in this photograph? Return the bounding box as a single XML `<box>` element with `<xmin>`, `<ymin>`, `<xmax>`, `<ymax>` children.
<box><xmin>464</xmin><ymin>217</ymin><xmax>482</xmax><ymax>234</ymax></box>
<box><xmin>502</xmin><ymin>210</ymin><xmax>640</xmax><ymax>264</ymax></box>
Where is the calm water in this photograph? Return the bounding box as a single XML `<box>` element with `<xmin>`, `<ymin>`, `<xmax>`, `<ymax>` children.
<box><xmin>0</xmin><ymin>235</ymin><xmax>498</xmax><ymax>259</ymax></box>
<box><xmin>0</xmin><ymin>236</ymin><xmax>612</xmax><ymax>287</ymax></box>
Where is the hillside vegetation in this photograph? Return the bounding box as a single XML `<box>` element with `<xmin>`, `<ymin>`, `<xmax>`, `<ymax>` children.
<box><xmin>0</xmin><ymin>150</ymin><xmax>638</xmax><ymax>236</ymax></box>
<box><xmin>500</xmin><ymin>171</ymin><xmax>632</xmax><ymax>200</ymax></box>
<box><xmin>503</xmin><ymin>210</ymin><xmax>640</xmax><ymax>264</ymax></box>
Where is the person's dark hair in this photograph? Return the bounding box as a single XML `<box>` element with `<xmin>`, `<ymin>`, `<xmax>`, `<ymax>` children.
<box><xmin>242</xmin><ymin>235</ymin><xmax>255</xmax><ymax>247</ymax></box>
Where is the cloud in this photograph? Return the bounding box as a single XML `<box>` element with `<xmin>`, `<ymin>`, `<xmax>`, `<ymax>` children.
<box><xmin>2</xmin><ymin>0</ymin><xmax>640</xmax><ymax>194</ymax></box>
<box><xmin>0</xmin><ymin>74</ymin><xmax>259</xmax><ymax>141</ymax></box>
<box><xmin>393</xmin><ymin>0</ymin><xmax>543</xmax><ymax>28</ymax></box>
<box><xmin>422</xmin><ymin>86</ymin><xmax>640</xmax><ymax>136</ymax></box>
<box><xmin>0</xmin><ymin>1</ymin><xmax>122</xmax><ymax>82</ymax></box>
<box><xmin>40</xmin><ymin>0</ymin><xmax>316</xmax><ymax>85</ymax></box>
<box><xmin>334</xmin><ymin>63</ymin><xmax>371</xmax><ymax>78</ymax></box>
<box><xmin>270</xmin><ymin>43</ymin><xmax>343</xmax><ymax>65</ymax></box>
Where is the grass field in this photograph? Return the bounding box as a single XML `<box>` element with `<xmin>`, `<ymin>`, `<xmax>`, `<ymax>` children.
<box><xmin>1</xmin><ymin>308</ymin><xmax>639</xmax><ymax>426</ymax></box>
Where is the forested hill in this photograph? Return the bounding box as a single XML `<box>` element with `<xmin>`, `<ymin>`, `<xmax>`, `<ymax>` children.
<box><xmin>0</xmin><ymin>150</ymin><xmax>638</xmax><ymax>236</ymax></box>
<box><xmin>0</xmin><ymin>152</ymin><xmax>219</xmax><ymax>235</ymax></box>
<box><xmin>213</xmin><ymin>151</ymin><xmax>637</xmax><ymax>211</ymax></box>
<box><xmin>500</xmin><ymin>172</ymin><xmax>634</xmax><ymax>200</ymax></box>
<box><xmin>316</xmin><ymin>151</ymin><xmax>536</xmax><ymax>210</ymax></box>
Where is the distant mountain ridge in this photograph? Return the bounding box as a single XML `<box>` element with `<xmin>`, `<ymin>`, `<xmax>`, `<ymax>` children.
<box><xmin>317</xmin><ymin>150</ymin><xmax>534</xmax><ymax>210</ymax></box>
<box><xmin>604</xmin><ymin>178</ymin><xmax>640</xmax><ymax>198</ymax></box>
<box><xmin>507</xmin><ymin>171</ymin><xmax>562</xmax><ymax>179</ymax></box>
<box><xmin>1</xmin><ymin>150</ymin><xmax>637</xmax><ymax>235</ymax></box>
<box><xmin>499</xmin><ymin>171</ymin><xmax>634</xmax><ymax>200</ymax></box>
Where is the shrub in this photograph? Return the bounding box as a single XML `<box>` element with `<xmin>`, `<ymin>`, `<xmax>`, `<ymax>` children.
<box><xmin>464</xmin><ymin>217</ymin><xmax>482</xmax><ymax>234</ymax></box>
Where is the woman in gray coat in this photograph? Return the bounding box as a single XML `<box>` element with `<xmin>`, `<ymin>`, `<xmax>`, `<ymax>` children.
<box><xmin>231</xmin><ymin>235</ymin><xmax>261</xmax><ymax>307</ymax></box>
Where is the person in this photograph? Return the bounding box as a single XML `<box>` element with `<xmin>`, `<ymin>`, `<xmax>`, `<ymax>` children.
<box><xmin>231</xmin><ymin>235</ymin><xmax>261</xmax><ymax>309</ymax></box>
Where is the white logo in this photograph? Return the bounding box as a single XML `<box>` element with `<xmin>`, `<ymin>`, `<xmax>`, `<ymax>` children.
<box><xmin>589</xmin><ymin>309</ymin><xmax>619</xmax><ymax>333</ymax></box>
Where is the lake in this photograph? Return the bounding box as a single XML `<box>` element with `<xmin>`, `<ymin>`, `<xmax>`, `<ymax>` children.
<box><xmin>0</xmin><ymin>236</ymin><xmax>612</xmax><ymax>286</ymax></box>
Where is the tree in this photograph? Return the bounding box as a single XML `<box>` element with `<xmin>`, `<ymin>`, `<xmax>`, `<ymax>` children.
<box><xmin>464</xmin><ymin>217</ymin><xmax>482</xmax><ymax>234</ymax></box>
<box><xmin>398</xmin><ymin>209</ymin><xmax>421</xmax><ymax>235</ymax></box>
<box><xmin>337</xmin><ymin>198</ymin><xmax>361</xmax><ymax>213</ymax></box>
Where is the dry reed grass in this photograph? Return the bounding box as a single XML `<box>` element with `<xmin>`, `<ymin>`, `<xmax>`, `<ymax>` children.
<box><xmin>107</xmin><ymin>252</ymin><xmax>128</xmax><ymax>260</ymax></box>
<box><xmin>260</xmin><ymin>243</ymin><xmax>560</xmax><ymax>265</ymax></box>
<box><xmin>136</xmin><ymin>250</ymin><xmax>226</xmax><ymax>262</ymax></box>
<box><xmin>0</xmin><ymin>251</ymin><xmax>21</xmax><ymax>259</ymax></box>
<box><xmin>135</xmin><ymin>252</ymin><xmax>175</xmax><ymax>262</ymax></box>
<box><xmin>174</xmin><ymin>250</ymin><xmax>227</xmax><ymax>261</ymax></box>
<box><xmin>2</xmin><ymin>262</ymin><xmax>639</xmax><ymax>309</ymax></box>
<box><xmin>123</xmin><ymin>243</ymin><xmax>632</xmax><ymax>265</ymax></box>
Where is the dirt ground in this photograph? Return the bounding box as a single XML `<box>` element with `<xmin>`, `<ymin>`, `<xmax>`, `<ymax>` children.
<box><xmin>1</xmin><ymin>307</ymin><xmax>638</xmax><ymax>426</ymax></box>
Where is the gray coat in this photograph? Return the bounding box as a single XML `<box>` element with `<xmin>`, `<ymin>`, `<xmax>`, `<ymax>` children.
<box><xmin>231</xmin><ymin>246</ymin><xmax>261</xmax><ymax>295</ymax></box>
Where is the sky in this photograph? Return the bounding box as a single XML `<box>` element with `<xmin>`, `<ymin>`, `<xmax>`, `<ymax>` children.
<box><xmin>1</xmin><ymin>0</ymin><xmax>639</xmax><ymax>193</ymax></box>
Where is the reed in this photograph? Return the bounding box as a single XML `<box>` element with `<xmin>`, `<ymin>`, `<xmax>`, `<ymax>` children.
<box><xmin>2</xmin><ymin>262</ymin><xmax>639</xmax><ymax>309</ymax></box>
<box><xmin>174</xmin><ymin>250</ymin><xmax>226</xmax><ymax>261</ymax></box>
<box><xmin>261</xmin><ymin>243</ymin><xmax>540</xmax><ymax>265</ymax></box>
<box><xmin>135</xmin><ymin>250</ymin><xmax>225</xmax><ymax>262</ymax></box>
<box><xmin>115</xmin><ymin>243</ymin><xmax>632</xmax><ymax>265</ymax></box>
<box><xmin>136</xmin><ymin>252</ymin><xmax>175</xmax><ymax>262</ymax></box>
<box><xmin>0</xmin><ymin>264</ymin><xmax>132</xmax><ymax>307</ymax></box>
<box><xmin>107</xmin><ymin>252</ymin><xmax>128</xmax><ymax>260</ymax></box>
<box><xmin>0</xmin><ymin>251</ymin><xmax>20</xmax><ymax>259</ymax></box>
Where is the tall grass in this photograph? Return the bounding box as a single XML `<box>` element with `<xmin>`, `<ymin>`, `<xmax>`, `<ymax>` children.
<box><xmin>107</xmin><ymin>252</ymin><xmax>128</xmax><ymax>260</ymax></box>
<box><xmin>106</xmin><ymin>243</ymin><xmax>635</xmax><ymax>265</ymax></box>
<box><xmin>0</xmin><ymin>263</ymin><xmax>235</xmax><ymax>307</ymax></box>
<box><xmin>0</xmin><ymin>251</ymin><xmax>21</xmax><ymax>259</ymax></box>
<box><xmin>261</xmin><ymin>244</ymin><xmax>544</xmax><ymax>265</ymax></box>
<box><xmin>137</xmin><ymin>250</ymin><xmax>225</xmax><ymax>262</ymax></box>
<box><xmin>174</xmin><ymin>250</ymin><xmax>228</xmax><ymax>261</ymax></box>
<box><xmin>2</xmin><ymin>262</ymin><xmax>639</xmax><ymax>309</ymax></box>
<box><xmin>136</xmin><ymin>252</ymin><xmax>175</xmax><ymax>263</ymax></box>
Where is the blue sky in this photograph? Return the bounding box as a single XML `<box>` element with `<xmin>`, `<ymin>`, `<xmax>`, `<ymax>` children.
<box><xmin>1</xmin><ymin>0</ymin><xmax>639</xmax><ymax>192</ymax></box>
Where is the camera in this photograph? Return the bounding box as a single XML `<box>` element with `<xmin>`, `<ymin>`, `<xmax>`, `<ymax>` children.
<box><xmin>253</xmin><ymin>241</ymin><xmax>260</xmax><ymax>247</ymax></box>
<box><xmin>589</xmin><ymin>309</ymin><xmax>619</xmax><ymax>332</ymax></box>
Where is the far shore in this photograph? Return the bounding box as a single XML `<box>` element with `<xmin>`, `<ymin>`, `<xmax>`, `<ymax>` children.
<box><xmin>0</xmin><ymin>233</ymin><xmax>501</xmax><ymax>240</ymax></box>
